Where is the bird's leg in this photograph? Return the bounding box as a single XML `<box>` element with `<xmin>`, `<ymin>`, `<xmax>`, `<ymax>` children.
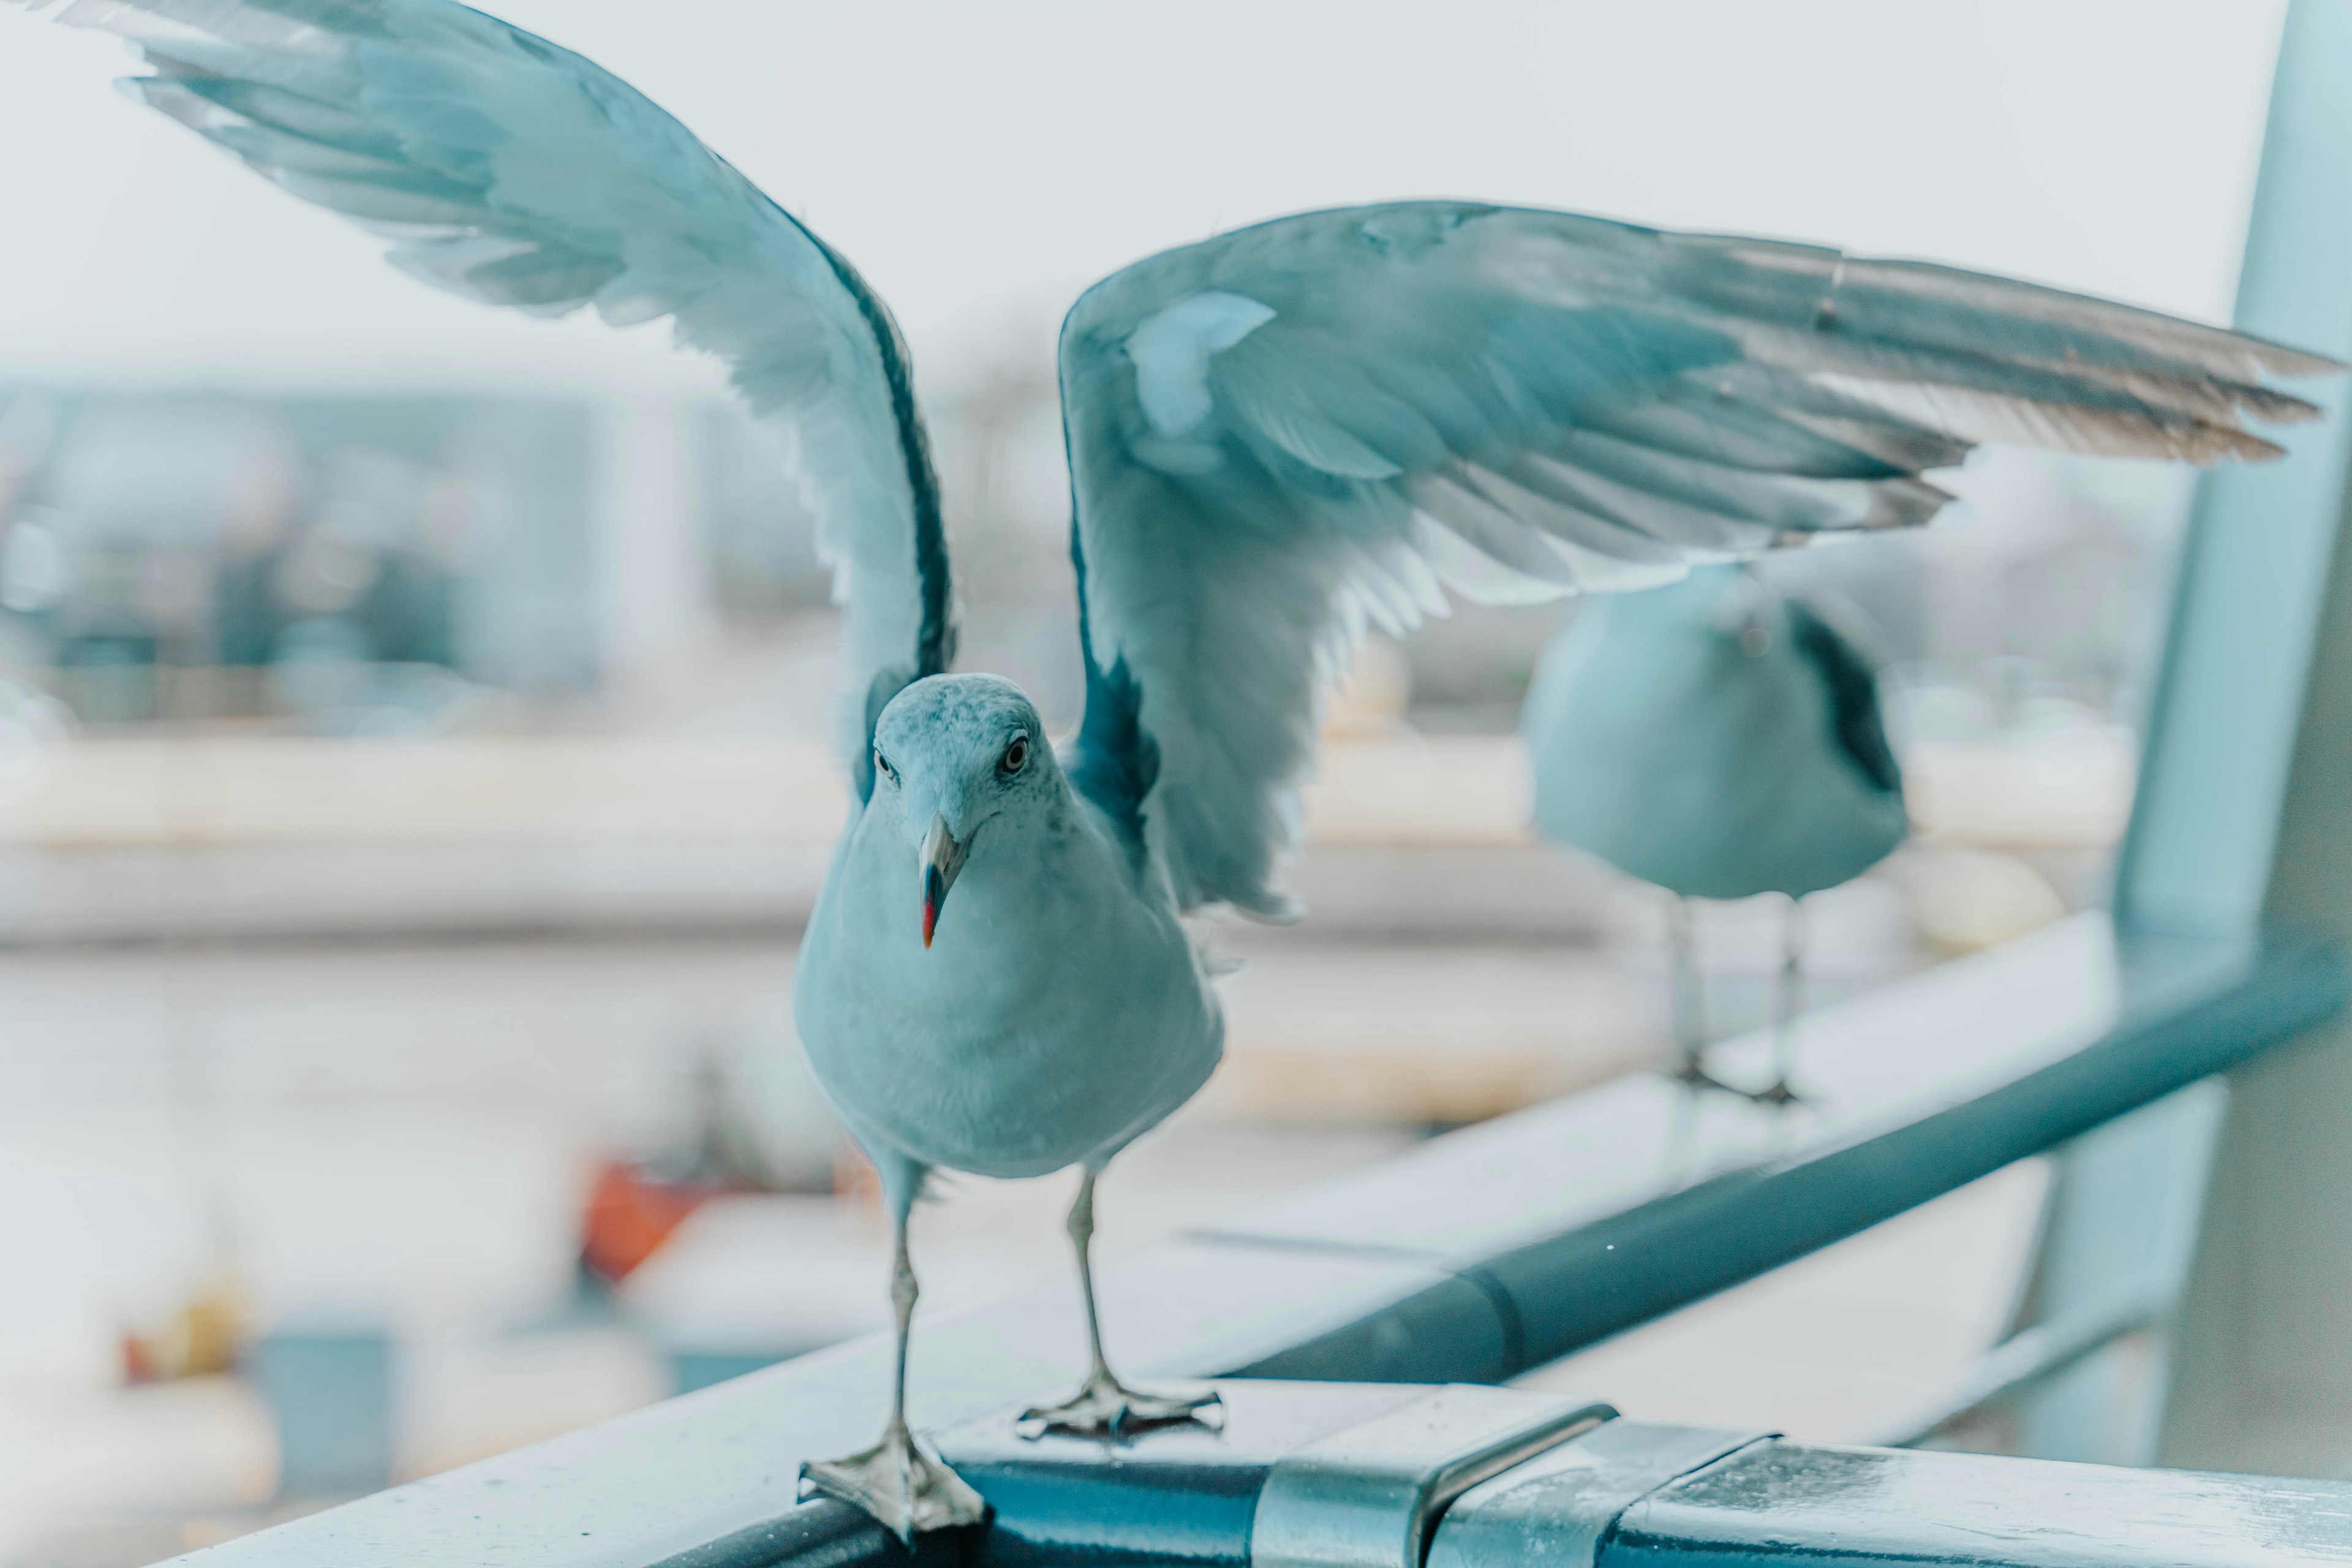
<box><xmin>1754</xmin><ymin>894</ymin><xmax>1807</xmax><ymax>1106</ymax></box>
<box><xmin>1664</xmin><ymin>896</ymin><xmax>1739</xmax><ymax>1095</ymax></box>
<box><xmin>798</xmin><ymin>1205</ymin><xmax>987</xmax><ymax>1542</ymax></box>
<box><xmin>1667</xmin><ymin>895</ymin><xmax>1702</xmax><ymax>1077</ymax></box>
<box><xmin>1017</xmin><ymin>1166</ymin><xmax>1220</xmax><ymax>1441</ymax></box>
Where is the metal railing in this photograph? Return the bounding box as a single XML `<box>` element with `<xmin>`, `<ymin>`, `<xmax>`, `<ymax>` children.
<box><xmin>944</xmin><ymin>1382</ymin><xmax>2352</xmax><ymax>1568</ymax></box>
<box><xmin>673</xmin><ymin>1381</ymin><xmax>2352</xmax><ymax>1568</ymax></box>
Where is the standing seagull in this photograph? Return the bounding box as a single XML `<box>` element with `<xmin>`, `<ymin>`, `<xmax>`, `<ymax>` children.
<box><xmin>21</xmin><ymin>0</ymin><xmax>2334</xmax><ymax>1538</ymax></box>
<box><xmin>1524</xmin><ymin>565</ymin><xmax>1905</xmax><ymax>1101</ymax></box>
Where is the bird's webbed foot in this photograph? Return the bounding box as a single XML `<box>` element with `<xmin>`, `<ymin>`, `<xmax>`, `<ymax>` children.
<box><xmin>1017</xmin><ymin>1368</ymin><xmax>1222</xmax><ymax>1441</ymax></box>
<box><xmin>1664</xmin><ymin>1055</ymin><xmax>1747</xmax><ymax>1098</ymax></box>
<box><xmin>799</xmin><ymin>1420</ymin><xmax>988</xmax><ymax>1544</ymax></box>
<box><xmin>1667</xmin><ymin>1057</ymin><xmax>1807</xmax><ymax>1107</ymax></box>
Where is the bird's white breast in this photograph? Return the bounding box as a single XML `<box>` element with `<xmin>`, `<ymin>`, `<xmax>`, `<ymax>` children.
<box><xmin>795</xmin><ymin>791</ymin><xmax>1223</xmax><ymax>1180</ymax></box>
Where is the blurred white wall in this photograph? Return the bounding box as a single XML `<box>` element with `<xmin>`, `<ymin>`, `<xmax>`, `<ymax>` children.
<box><xmin>596</xmin><ymin>403</ymin><xmax>717</xmax><ymax>685</ymax></box>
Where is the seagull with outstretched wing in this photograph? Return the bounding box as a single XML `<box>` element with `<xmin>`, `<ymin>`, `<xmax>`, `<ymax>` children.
<box><xmin>19</xmin><ymin>0</ymin><xmax>2335</xmax><ymax>1539</ymax></box>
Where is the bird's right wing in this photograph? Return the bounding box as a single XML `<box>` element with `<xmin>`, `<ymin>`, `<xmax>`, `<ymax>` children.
<box><xmin>1058</xmin><ymin>201</ymin><xmax>2336</xmax><ymax>918</ymax></box>
<box><xmin>22</xmin><ymin>0</ymin><xmax>951</xmax><ymax>793</ymax></box>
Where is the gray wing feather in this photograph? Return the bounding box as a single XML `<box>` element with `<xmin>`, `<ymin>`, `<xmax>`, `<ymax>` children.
<box><xmin>24</xmin><ymin>0</ymin><xmax>951</xmax><ymax>786</ymax></box>
<box><xmin>1060</xmin><ymin>201</ymin><xmax>2336</xmax><ymax>918</ymax></box>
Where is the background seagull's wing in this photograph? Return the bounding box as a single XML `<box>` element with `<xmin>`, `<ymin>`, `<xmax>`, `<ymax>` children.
<box><xmin>26</xmin><ymin>0</ymin><xmax>951</xmax><ymax>795</ymax></box>
<box><xmin>1058</xmin><ymin>200</ymin><xmax>2335</xmax><ymax>918</ymax></box>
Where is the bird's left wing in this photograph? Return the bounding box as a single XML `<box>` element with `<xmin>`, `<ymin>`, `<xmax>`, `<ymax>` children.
<box><xmin>1059</xmin><ymin>202</ymin><xmax>2334</xmax><ymax>918</ymax></box>
<box><xmin>22</xmin><ymin>0</ymin><xmax>951</xmax><ymax>794</ymax></box>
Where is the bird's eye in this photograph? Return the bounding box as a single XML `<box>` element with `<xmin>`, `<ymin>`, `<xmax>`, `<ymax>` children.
<box><xmin>873</xmin><ymin>748</ymin><xmax>898</xmax><ymax>785</ymax></box>
<box><xmin>1001</xmin><ymin>735</ymin><xmax>1030</xmax><ymax>775</ymax></box>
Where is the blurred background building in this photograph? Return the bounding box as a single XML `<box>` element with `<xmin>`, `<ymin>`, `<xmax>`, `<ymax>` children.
<box><xmin>0</xmin><ymin>1</ymin><xmax>2293</xmax><ymax>1563</ymax></box>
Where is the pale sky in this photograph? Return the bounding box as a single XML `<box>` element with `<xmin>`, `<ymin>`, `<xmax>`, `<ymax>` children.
<box><xmin>0</xmin><ymin>1</ymin><xmax>2293</xmax><ymax>399</ymax></box>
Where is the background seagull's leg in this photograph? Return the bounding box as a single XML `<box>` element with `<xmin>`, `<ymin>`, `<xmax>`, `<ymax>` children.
<box><xmin>1667</xmin><ymin>895</ymin><xmax>1699</xmax><ymax>1076</ymax></box>
<box><xmin>1665</xmin><ymin>896</ymin><xmax>1738</xmax><ymax>1095</ymax></box>
<box><xmin>800</xmin><ymin>1153</ymin><xmax>986</xmax><ymax>1540</ymax></box>
<box><xmin>1755</xmin><ymin>893</ymin><xmax>1807</xmax><ymax>1106</ymax></box>
<box><xmin>1018</xmin><ymin>1162</ymin><xmax>1220</xmax><ymax>1440</ymax></box>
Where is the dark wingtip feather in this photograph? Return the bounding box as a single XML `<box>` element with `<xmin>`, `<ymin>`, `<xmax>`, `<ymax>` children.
<box><xmin>1787</xmin><ymin>598</ymin><xmax>1902</xmax><ymax>797</ymax></box>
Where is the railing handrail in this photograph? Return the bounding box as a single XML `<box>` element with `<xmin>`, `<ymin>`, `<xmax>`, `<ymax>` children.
<box><xmin>729</xmin><ymin>1381</ymin><xmax>2352</xmax><ymax>1568</ymax></box>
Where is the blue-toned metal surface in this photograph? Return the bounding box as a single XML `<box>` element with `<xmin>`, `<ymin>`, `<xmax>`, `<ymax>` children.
<box><xmin>938</xmin><ymin>1382</ymin><xmax>1428</xmax><ymax>1568</ymax></box>
<box><xmin>933</xmin><ymin>1383</ymin><xmax>1611</xmax><ymax>1568</ymax></box>
<box><xmin>693</xmin><ymin>1393</ymin><xmax>2352</xmax><ymax>1568</ymax></box>
<box><xmin>666</xmin><ymin>1394</ymin><xmax>2352</xmax><ymax>1568</ymax></box>
<box><xmin>1428</xmin><ymin>1422</ymin><xmax>1765</xmax><ymax>1568</ymax></box>
<box><xmin>654</xmin><ymin>1403</ymin><xmax>2352</xmax><ymax>1568</ymax></box>
<box><xmin>1604</xmin><ymin>1440</ymin><xmax>2352</xmax><ymax>1568</ymax></box>
<box><xmin>1247</xmin><ymin>1387</ymin><xmax>1611</xmax><ymax>1568</ymax></box>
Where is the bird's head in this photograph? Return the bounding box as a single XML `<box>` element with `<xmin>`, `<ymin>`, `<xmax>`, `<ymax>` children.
<box><xmin>869</xmin><ymin>673</ymin><xmax>1052</xmax><ymax>949</ymax></box>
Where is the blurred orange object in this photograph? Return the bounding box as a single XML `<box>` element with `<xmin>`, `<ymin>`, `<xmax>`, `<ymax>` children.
<box><xmin>832</xmin><ymin>1138</ymin><xmax>881</xmax><ymax>1208</ymax></box>
<box><xmin>121</xmin><ymin>1261</ymin><xmax>251</xmax><ymax>1385</ymax></box>
<box><xmin>580</xmin><ymin>1159</ymin><xmax>731</xmax><ymax>1284</ymax></box>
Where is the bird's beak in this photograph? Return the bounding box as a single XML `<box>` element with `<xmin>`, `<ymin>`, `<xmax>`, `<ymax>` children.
<box><xmin>920</xmin><ymin>813</ymin><xmax>967</xmax><ymax>950</ymax></box>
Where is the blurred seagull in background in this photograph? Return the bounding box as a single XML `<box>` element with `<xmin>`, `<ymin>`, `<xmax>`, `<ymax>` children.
<box><xmin>1525</xmin><ymin>565</ymin><xmax>1907</xmax><ymax>1102</ymax></box>
<box><xmin>21</xmin><ymin>0</ymin><xmax>2337</xmax><ymax>1539</ymax></box>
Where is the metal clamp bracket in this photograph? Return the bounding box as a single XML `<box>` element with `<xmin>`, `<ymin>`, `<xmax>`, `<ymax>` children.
<box><xmin>1427</xmin><ymin>1420</ymin><xmax>1768</xmax><ymax>1568</ymax></box>
<box><xmin>1248</xmin><ymin>1385</ymin><xmax>1615</xmax><ymax>1568</ymax></box>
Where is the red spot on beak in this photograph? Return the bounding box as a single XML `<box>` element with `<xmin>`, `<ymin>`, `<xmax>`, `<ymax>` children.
<box><xmin>922</xmin><ymin>860</ymin><xmax>946</xmax><ymax>950</ymax></box>
<box><xmin>919</xmin><ymin>831</ymin><xmax>956</xmax><ymax>952</ymax></box>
